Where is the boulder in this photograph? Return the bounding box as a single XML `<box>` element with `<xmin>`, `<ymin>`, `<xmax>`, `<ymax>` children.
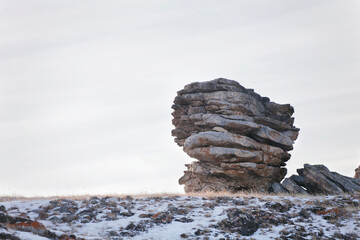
<box><xmin>288</xmin><ymin>164</ymin><xmax>360</xmax><ymax>195</ymax></box>
<box><xmin>282</xmin><ymin>178</ymin><xmax>308</xmax><ymax>195</ymax></box>
<box><xmin>270</xmin><ymin>182</ymin><xmax>288</xmax><ymax>194</ymax></box>
<box><xmin>355</xmin><ymin>166</ymin><xmax>360</xmax><ymax>180</ymax></box>
<box><xmin>289</xmin><ymin>174</ymin><xmax>305</xmax><ymax>187</ymax></box>
<box><xmin>299</xmin><ymin>164</ymin><xmax>344</xmax><ymax>195</ymax></box>
<box><xmin>172</xmin><ymin>78</ymin><xmax>299</xmax><ymax>192</ymax></box>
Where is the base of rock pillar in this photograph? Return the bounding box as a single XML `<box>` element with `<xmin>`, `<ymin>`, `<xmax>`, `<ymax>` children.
<box><xmin>179</xmin><ymin>161</ymin><xmax>287</xmax><ymax>193</ymax></box>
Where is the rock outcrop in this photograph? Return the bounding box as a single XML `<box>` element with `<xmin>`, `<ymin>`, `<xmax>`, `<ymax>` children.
<box><xmin>279</xmin><ymin>164</ymin><xmax>360</xmax><ymax>195</ymax></box>
<box><xmin>355</xmin><ymin>166</ymin><xmax>360</xmax><ymax>180</ymax></box>
<box><xmin>171</xmin><ymin>78</ymin><xmax>299</xmax><ymax>192</ymax></box>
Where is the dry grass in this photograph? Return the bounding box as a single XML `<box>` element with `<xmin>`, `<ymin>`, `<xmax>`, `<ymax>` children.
<box><xmin>0</xmin><ymin>193</ymin><xmax>183</xmax><ymax>202</ymax></box>
<box><xmin>0</xmin><ymin>190</ymin><xmax>330</xmax><ymax>202</ymax></box>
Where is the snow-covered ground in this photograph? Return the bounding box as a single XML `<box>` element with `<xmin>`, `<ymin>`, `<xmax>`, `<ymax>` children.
<box><xmin>0</xmin><ymin>194</ymin><xmax>359</xmax><ymax>240</ymax></box>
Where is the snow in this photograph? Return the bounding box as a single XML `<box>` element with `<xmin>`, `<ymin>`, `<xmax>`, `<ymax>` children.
<box><xmin>1</xmin><ymin>194</ymin><xmax>359</xmax><ymax>239</ymax></box>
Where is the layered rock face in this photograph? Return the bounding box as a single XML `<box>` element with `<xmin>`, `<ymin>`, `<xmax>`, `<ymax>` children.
<box><xmin>171</xmin><ymin>78</ymin><xmax>300</xmax><ymax>192</ymax></box>
<box><xmin>279</xmin><ymin>164</ymin><xmax>360</xmax><ymax>195</ymax></box>
<box><xmin>355</xmin><ymin>166</ymin><xmax>360</xmax><ymax>180</ymax></box>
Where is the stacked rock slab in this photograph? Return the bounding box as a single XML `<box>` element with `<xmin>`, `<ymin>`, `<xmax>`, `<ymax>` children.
<box><xmin>280</xmin><ymin>164</ymin><xmax>360</xmax><ymax>195</ymax></box>
<box><xmin>171</xmin><ymin>78</ymin><xmax>300</xmax><ymax>192</ymax></box>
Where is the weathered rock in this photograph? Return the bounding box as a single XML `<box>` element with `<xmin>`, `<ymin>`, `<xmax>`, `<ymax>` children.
<box><xmin>289</xmin><ymin>174</ymin><xmax>305</xmax><ymax>187</ymax></box>
<box><xmin>179</xmin><ymin>161</ymin><xmax>287</xmax><ymax>192</ymax></box>
<box><xmin>172</xmin><ymin>78</ymin><xmax>299</xmax><ymax>192</ymax></box>
<box><xmin>282</xmin><ymin>178</ymin><xmax>308</xmax><ymax>195</ymax></box>
<box><xmin>299</xmin><ymin>164</ymin><xmax>344</xmax><ymax>195</ymax></box>
<box><xmin>270</xmin><ymin>182</ymin><xmax>288</xmax><ymax>194</ymax></box>
<box><xmin>290</xmin><ymin>164</ymin><xmax>360</xmax><ymax>195</ymax></box>
<box><xmin>0</xmin><ymin>233</ymin><xmax>20</xmax><ymax>240</ymax></box>
<box><xmin>328</xmin><ymin>171</ymin><xmax>360</xmax><ymax>193</ymax></box>
<box><xmin>0</xmin><ymin>207</ymin><xmax>59</xmax><ymax>239</ymax></box>
<box><xmin>216</xmin><ymin>208</ymin><xmax>259</xmax><ymax>236</ymax></box>
<box><xmin>355</xmin><ymin>166</ymin><xmax>360</xmax><ymax>180</ymax></box>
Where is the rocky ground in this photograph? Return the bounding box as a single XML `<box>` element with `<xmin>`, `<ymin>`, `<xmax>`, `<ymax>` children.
<box><xmin>0</xmin><ymin>193</ymin><xmax>359</xmax><ymax>240</ymax></box>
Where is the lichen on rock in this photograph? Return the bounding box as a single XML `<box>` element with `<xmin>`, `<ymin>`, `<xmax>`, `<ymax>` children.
<box><xmin>171</xmin><ymin>78</ymin><xmax>299</xmax><ymax>192</ymax></box>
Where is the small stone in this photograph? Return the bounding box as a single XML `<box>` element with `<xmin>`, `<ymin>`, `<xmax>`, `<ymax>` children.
<box><xmin>0</xmin><ymin>206</ymin><xmax>6</xmax><ymax>213</ymax></box>
<box><xmin>120</xmin><ymin>211</ymin><xmax>134</xmax><ymax>217</ymax></box>
<box><xmin>49</xmin><ymin>216</ymin><xmax>63</xmax><ymax>224</ymax></box>
<box><xmin>180</xmin><ymin>233</ymin><xmax>188</xmax><ymax>238</ymax></box>
<box><xmin>175</xmin><ymin>217</ymin><xmax>194</xmax><ymax>223</ymax></box>
<box><xmin>108</xmin><ymin>231</ymin><xmax>119</xmax><ymax>236</ymax></box>
<box><xmin>299</xmin><ymin>209</ymin><xmax>311</xmax><ymax>219</ymax></box>
<box><xmin>139</xmin><ymin>213</ymin><xmax>153</xmax><ymax>218</ymax></box>
<box><xmin>265</xmin><ymin>202</ymin><xmax>291</xmax><ymax>212</ymax></box>
<box><xmin>0</xmin><ymin>233</ymin><xmax>21</xmax><ymax>240</ymax></box>
<box><xmin>151</xmin><ymin>212</ymin><xmax>173</xmax><ymax>224</ymax></box>
<box><xmin>194</xmin><ymin>229</ymin><xmax>204</xmax><ymax>236</ymax></box>
<box><xmin>62</xmin><ymin>214</ymin><xmax>77</xmax><ymax>223</ymax></box>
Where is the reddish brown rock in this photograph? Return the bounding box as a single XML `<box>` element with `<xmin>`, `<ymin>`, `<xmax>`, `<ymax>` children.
<box><xmin>9</xmin><ymin>220</ymin><xmax>46</xmax><ymax>231</ymax></box>
<box><xmin>355</xmin><ymin>166</ymin><xmax>360</xmax><ymax>180</ymax></box>
<box><xmin>172</xmin><ymin>78</ymin><xmax>299</xmax><ymax>192</ymax></box>
<box><xmin>4</xmin><ymin>217</ymin><xmax>58</xmax><ymax>239</ymax></box>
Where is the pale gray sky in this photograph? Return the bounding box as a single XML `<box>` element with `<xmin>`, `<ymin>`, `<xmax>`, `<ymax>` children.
<box><xmin>0</xmin><ymin>0</ymin><xmax>359</xmax><ymax>196</ymax></box>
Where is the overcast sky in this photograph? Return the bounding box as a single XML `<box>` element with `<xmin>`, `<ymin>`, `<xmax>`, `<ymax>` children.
<box><xmin>1</xmin><ymin>0</ymin><xmax>359</xmax><ymax>197</ymax></box>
